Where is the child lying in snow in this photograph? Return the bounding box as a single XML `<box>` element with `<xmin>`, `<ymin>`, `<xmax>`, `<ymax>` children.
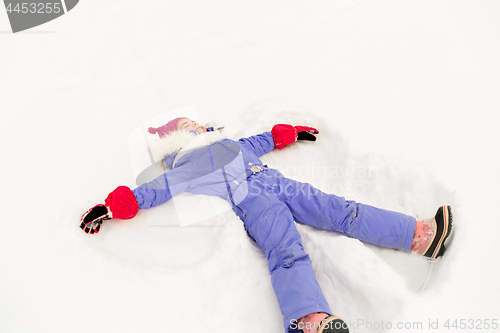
<box><xmin>80</xmin><ymin>117</ymin><xmax>453</xmax><ymax>333</ymax></box>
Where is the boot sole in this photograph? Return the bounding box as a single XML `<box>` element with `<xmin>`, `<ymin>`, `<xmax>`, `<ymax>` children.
<box><xmin>424</xmin><ymin>205</ymin><xmax>453</xmax><ymax>259</ymax></box>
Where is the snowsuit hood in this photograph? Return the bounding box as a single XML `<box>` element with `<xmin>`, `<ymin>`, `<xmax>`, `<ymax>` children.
<box><xmin>150</xmin><ymin>127</ymin><xmax>226</xmax><ymax>170</ymax></box>
<box><xmin>150</xmin><ymin>130</ymin><xmax>198</xmax><ymax>169</ymax></box>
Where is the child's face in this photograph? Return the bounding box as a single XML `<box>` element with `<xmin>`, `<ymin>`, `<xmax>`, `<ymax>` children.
<box><xmin>177</xmin><ymin>118</ymin><xmax>207</xmax><ymax>133</ymax></box>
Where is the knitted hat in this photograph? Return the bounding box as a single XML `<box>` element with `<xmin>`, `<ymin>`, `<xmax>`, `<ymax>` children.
<box><xmin>147</xmin><ymin>117</ymin><xmax>187</xmax><ymax>138</ymax></box>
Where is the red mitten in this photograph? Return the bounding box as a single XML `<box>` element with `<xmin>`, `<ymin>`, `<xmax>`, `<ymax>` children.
<box><xmin>271</xmin><ymin>124</ymin><xmax>319</xmax><ymax>149</ymax></box>
<box><xmin>104</xmin><ymin>186</ymin><xmax>139</xmax><ymax>219</ymax></box>
<box><xmin>80</xmin><ymin>186</ymin><xmax>139</xmax><ymax>234</ymax></box>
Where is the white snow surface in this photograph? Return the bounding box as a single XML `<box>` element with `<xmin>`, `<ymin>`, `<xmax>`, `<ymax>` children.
<box><xmin>1</xmin><ymin>1</ymin><xmax>499</xmax><ymax>332</ymax></box>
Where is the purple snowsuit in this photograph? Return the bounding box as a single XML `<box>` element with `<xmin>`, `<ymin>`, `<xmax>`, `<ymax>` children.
<box><xmin>132</xmin><ymin>131</ymin><xmax>416</xmax><ymax>331</ymax></box>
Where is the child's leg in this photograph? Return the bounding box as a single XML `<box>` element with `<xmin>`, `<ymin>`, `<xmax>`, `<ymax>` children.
<box><xmin>273</xmin><ymin>171</ymin><xmax>416</xmax><ymax>252</ymax></box>
<box><xmin>235</xmin><ymin>176</ymin><xmax>332</xmax><ymax>331</ymax></box>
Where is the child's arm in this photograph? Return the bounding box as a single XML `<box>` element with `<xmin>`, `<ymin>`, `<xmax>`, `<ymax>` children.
<box><xmin>133</xmin><ymin>166</ymin><xmax>192</xmax><ymax>209</ymax></box>
<box><xmin>237</xmin><ymin>124</ymin><xmax>320</xmax><ymax>157</ymax></box>
<box><xmin>80</xmin><ymin>167</ymin><xmax>192</xmax><ymax>234</ymax></box>
<box><xmin>237</xmin><ymin>131</ymin><xmax>275</xmax><ymax>157</ymax></box>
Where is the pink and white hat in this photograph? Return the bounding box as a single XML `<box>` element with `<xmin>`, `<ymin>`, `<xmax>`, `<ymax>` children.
<box><xmin>147</xmin><ymin>117</ymin><xmax>187</xmax><ymax>138</ymax></box>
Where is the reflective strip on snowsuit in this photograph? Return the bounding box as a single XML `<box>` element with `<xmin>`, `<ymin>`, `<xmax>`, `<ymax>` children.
<box><xmin>132</xmin><ymin>131</ymin><xmax>417</xmax><ymax>331</ymax></box>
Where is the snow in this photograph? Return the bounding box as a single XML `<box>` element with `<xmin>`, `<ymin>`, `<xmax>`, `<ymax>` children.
<box><xmin>1</xmin><ymin>1</ymin><xmax>499</xmax><ymax>332</ymax></box>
